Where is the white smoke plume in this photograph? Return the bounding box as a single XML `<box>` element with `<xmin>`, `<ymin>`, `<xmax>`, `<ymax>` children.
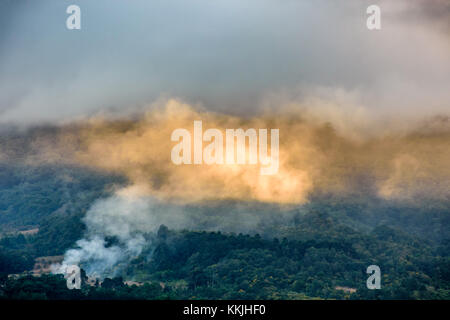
<box><xmin>53</xmin><ymin>187</ymin><xmax>159</xmax><ymax>278</ymax></box>
<box><xmin>51</xmin><ymin>184</ymin><xmax>304</xmax><ymax>278</ymax></box>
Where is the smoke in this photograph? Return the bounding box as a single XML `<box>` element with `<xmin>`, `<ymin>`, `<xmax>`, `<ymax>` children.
<box><xmin>5</xmin><ymin>98</ymin><xmax>443</xmax><ymax>277</ymax></box>
<box><xmin>52</xmin><ymin>187</ymin><xmax>161</xmax><ymax>277</ymax></box>
<box><xmin>52</xmin><ymin>185</ymin><xmax>302</xmax><ymax>278</ymax></box>
<box><xmin>70</xmin><ymin>99</ymin><xmax>449</xmax><ymax>203</ymax></box>
<box><xmin>2</xmin><ymin>98</ymin><xmax>449</xmax><ymax>205</ymax></box>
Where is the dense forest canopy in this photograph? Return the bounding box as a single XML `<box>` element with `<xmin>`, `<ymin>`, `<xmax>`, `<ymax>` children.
<box><xmin>0</xmin><ymin>164</ymin><xmax>448</xmax><ymax>300</ymax></box>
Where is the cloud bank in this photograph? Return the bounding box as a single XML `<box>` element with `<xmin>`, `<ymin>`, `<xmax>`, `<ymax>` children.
<box><xmin>2</xmin><ymin>99</ymin><xmax>449</xmax><ymax>204</ymax></box>
<box><xmin>0</xmin><ymin>0</ymin><xmax>449</xmax><ymax>124</ymax></box>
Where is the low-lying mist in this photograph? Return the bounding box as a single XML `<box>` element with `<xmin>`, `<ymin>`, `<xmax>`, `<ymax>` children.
<box><xmin>1</xmin><ymin>98</ymin><xmax>448</xmax><ymax>277</ymax></box>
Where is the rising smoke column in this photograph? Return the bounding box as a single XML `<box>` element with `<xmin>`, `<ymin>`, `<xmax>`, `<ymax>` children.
<box><xmin>47</xmin><ymin>100</ymin><xmax>449</xmax><ymax>277</ymax></box>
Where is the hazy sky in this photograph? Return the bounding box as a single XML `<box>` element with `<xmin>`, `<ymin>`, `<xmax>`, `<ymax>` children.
<box><xmin>0</xmin><ymin>0</ymin><xmax>449</xmax><ymax>124</ymax></box>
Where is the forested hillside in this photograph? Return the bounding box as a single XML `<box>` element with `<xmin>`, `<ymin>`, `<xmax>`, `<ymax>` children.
<box><xmin>0</xmin><ymin>164</ymin><xmax>124</xmax><ymax>232</ymax></box>
<box><xmin>0</xmin><ymin>164</ymin><xmax>449</xmax><ymax>299</ymax></box>
<box><xmin>1</xmin><ymin>223</ymin><xmax>449</xmax><ymax>300</ymax></box>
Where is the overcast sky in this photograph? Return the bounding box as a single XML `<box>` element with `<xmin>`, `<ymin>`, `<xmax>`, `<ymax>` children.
<box><xmin>0</xmin><ymin>0</ymin><xmax>449</xmax><ymax>124</ymax></box>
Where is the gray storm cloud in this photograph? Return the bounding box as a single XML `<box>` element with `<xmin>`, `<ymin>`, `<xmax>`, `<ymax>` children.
<box><xmin>0</xmin><ymin>0</ymin><xmax>449</xmax><ymax>125</ymax></box>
